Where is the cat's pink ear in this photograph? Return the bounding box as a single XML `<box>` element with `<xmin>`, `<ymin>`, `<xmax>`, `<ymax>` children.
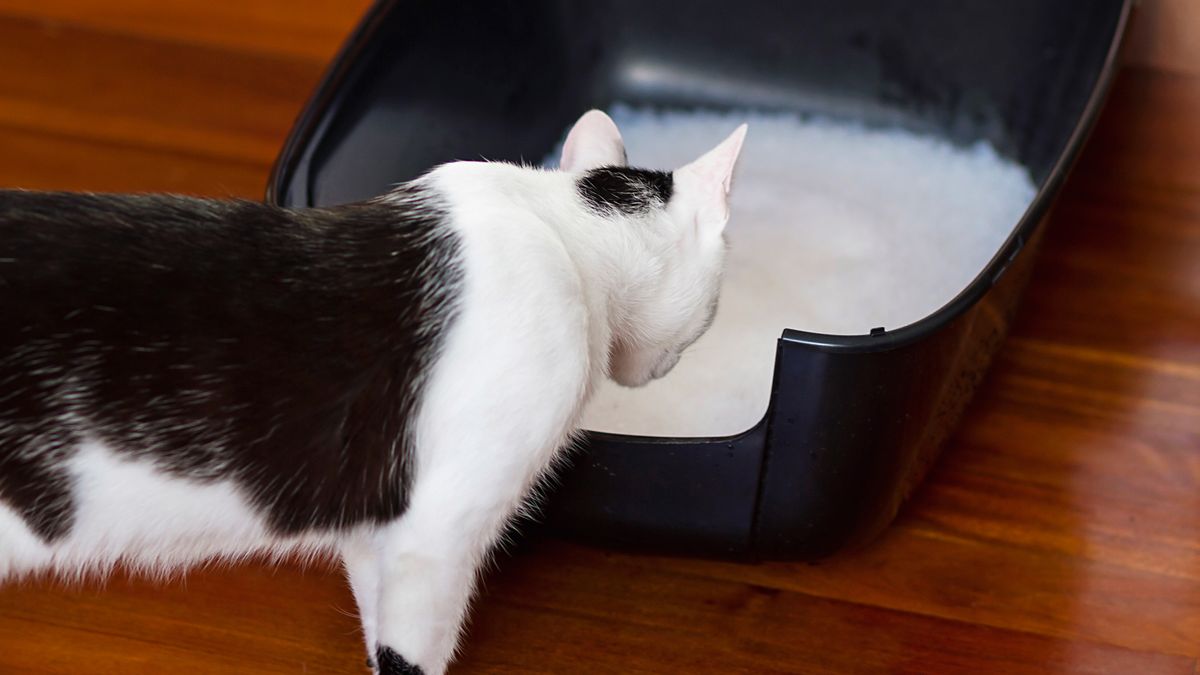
<box><xmin>675</xmin><ymin>124</ymin><xmax>748</xmax><ymax>234</ymax></box>
<box><xmin>560</xmin><ymin>110</ymin><xmax>627</xmax><ymax>172</ymax></box>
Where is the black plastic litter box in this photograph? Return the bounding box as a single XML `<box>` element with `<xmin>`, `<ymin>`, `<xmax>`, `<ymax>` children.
<box><xmin>268</xmin><ymin>0</ymin><xmax>1132</xmax><ymax>560</ymax></box>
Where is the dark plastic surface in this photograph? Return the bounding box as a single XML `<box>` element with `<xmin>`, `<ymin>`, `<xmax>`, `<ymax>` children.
<box><xmin>268</xmin><ymin>0</ymin><xmax>1131</xmax><ymax>560</ymax></box>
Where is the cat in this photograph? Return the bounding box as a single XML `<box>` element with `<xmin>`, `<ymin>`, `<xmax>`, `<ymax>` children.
<box><xmin>0</xmin><ymin>109</ymin><xmax>746</xmax><ymax>675</ymax></box>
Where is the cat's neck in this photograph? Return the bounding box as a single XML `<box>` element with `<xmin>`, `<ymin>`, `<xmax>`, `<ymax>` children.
<box><xmin>428</xmin><ymin>161</ymin><xmax>664</xmax><ymax>378</ymax></box>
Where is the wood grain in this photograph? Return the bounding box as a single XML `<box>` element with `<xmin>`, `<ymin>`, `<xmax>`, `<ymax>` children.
<box><xmin>1127</xmin><ymin>0</ymin><xmax>1200</xmax><ymax>77</ymax></box>
<box><xmin>1</xmin><ymin>2</ymin><xmax>1199</xmax><ymax>673</ymax></box>
<box><xmin>0</xmin><ymin>0</ymin><xmax>370</xmax><ymax>62</ymax></box>
<box><xmin>0</xmin><ymin>126</ymin><xmax>269</xmax><ymax>196</ymax></box>
<box><xmin>0</xmin><ymin>15</ymin><xmax>323</xmax><ymax>172</ymax></box>
<box><xmin>456</xmin><ymin>541</ymin><xmax>1195</xmax><ymax>675</ymax></box>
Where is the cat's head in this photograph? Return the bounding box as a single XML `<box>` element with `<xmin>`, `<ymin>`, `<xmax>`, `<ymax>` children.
<box><xmin>559</xmin><ymin>109</ymin><xmax>747</xmax><ymax>388</ymax></box>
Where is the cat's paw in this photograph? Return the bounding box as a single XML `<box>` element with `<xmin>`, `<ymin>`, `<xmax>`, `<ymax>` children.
<box><xmin>374</xmin><ymin>646</ymin><xmax>425</xmax><ymax>675</ymax></box>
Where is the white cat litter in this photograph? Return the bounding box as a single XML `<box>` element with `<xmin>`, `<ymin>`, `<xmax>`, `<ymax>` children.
<box><xmin>552</xmin><ymin>106</ymin><xmax>1036</xmax><ymax>438</ymax></box>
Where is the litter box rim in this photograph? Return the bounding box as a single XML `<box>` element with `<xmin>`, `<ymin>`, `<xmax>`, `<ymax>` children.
<box><xmin>782</xmin><ymin>4</ymin><xmax>1131</xmax><ymax>355</ymax></box>
<box><xmin>268</xmin><ymin>0</ymin><xmax>1130</xmax><ymax>357</ymax></box>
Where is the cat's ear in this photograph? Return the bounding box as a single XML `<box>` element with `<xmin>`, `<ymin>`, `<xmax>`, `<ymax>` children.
<box><xmin>674</xmin><ymin>124</ymin><xmax>748</xmax><ymax>235</ymax></box>
<box><xmin>560</xmin><ymin>110</ymin><xmax>627</xmax><ymax>172</ymax></box>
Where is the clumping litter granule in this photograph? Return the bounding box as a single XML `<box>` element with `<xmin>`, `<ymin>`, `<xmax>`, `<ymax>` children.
<box><xmin>552</xmin><ymin>106</ymin><xmax>1037</xmax><ymax>438</ymax></box>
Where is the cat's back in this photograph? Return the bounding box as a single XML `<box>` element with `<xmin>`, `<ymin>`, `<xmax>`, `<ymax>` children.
<box><xmin>1</xmin><ymin>190</ymin><xmax>302</xmax><ymax>322</ymax></box>
<box><xmin>0</xmin><ymin>188</ymin><xmax>459</xmax><ymax>348</ymax></box>
<box><xmin>0</xmin><ymin>187</ymin><xmax>466</xmax><ymax>541</ymax></box>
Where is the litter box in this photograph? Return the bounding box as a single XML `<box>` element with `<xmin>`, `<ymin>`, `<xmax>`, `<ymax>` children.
<box><xmin>267</xmin><ymin>0</ymin><xmax>1132</xmax><ymax>560</ymax></box>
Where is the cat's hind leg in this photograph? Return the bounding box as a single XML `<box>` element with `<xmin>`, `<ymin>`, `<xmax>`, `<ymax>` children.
<box><xmin>369</xmin><ymin>425</ymin><xmax>567</xmax><ymax>675</ymax></box>
<box><xmin>367</xmin><ymin>267</ymin><xmax>591</xmax><ymax>674</ymax></box>
<box><xmin>370</xmin><ymin>478</ymin><xmax>516</xmax><ymax>675</ymax></box>
<box><xmin>342</xmin><ymin>533</ymin><xmax>384</xmax><ymax>670</ymax></box>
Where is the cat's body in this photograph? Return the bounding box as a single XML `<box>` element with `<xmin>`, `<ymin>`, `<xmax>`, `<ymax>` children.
<box><xmin>0</xmin><ymin>111</ymin><xmax>746</xmax><ymax>675</ymax></box>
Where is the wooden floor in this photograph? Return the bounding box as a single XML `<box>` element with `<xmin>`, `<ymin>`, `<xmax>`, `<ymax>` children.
<box><xmin>1</xmin><ymin>2</ymin><xmax>1198</xmax><ymax>673</ymax></box>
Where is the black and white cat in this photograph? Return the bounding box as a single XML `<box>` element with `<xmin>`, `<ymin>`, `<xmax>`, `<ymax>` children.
<box><xmin>0</xmin><ymin>110</ymin><xmax>746</xmax><ymax>674</ymax></box>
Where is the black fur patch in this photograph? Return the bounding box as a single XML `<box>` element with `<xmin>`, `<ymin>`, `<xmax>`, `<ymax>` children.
<box><xmin>577</xmin><ymin>166</ymin><xmax>673</xmax><ymax>215</ymax></box>
<box><xmin>375</xmin><ymin>647</ymin><xmax>424</xmax><ymax>675</ymax></box>
<box><xmin>0</xmin><ymin>188</ymin><xmax>462</xmax><ymax>540</ymax></box>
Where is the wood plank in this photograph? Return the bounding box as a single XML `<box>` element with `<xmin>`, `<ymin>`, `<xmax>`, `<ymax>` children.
<box><xmin>1127</xmin><ymin>0</ymin><xmax>1200</xmax><ymax>77</ymax></box>
<box><xmin>642</xmin><ymin>515</ymin><xmax>1200</xmax><ymax>659</ymax></box>
<box><xmin>0</xmin><ymin>15</ymin><xmax>321</xmax><ymax>168</ymax></box>
<box><xmin>0</xmin><ymin>126</ymin><xmax>268</xmax><ymax>196</ymax></box>
<box><xmin>1</xmin><ymin>544</ymin><xmax>1192</xmax><ymax>675</ymax></box>
<box><xmin>456</xmin><ymin>541</ymin><xmax>1195</xmax><ymax>675</ymax></box>
<box><xmin>0</xmin><ymin>563</ymin><xmax>368</xmax><ymax>674</ymax></box>
<box><xmin>1002</xmin><ymin>68</ymin><xmax>1200</xmax><ymax>364</ymax></box>
<box><xmin>0</xmin><ymin>0</ymin><xmax>370</xmax><ymax>62</ymax></box>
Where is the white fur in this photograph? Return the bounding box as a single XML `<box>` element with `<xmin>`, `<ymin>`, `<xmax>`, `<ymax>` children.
<box><xmin>0</xmin><ymin>111</ymin><xmax>746</xmax><ymax>675</ymax></box>
<box><xmin>0</xmin><ymin>502</ymin><xmax>47</xmax><ymax>581</ymax></box>
<box><xmin>0</xmin><ymin>440</ymin><xmax>341</xmax><ymax>583</ymax></box>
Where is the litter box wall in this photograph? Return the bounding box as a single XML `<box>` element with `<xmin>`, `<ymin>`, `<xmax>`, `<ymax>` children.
<box><xmin>267</xmin><ymin>0</ymin><xmax>1132</xmax><ymax>560</ymax></box>
<box><xmin>546</xmin><ymin>225</ymin><xmax>1045</xmax><ymax>559</ymax></box>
